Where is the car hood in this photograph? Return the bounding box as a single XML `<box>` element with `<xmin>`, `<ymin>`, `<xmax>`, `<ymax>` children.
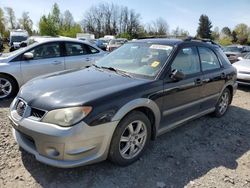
<box><xmin>233</xmin><ymin>59</ymin><xmax>250</xmax><ymax>72</ymax></box>
<box><xmin>19</xmin><ymin>67</ymin><xmax>149</xmax><ymax>111</ymax></box>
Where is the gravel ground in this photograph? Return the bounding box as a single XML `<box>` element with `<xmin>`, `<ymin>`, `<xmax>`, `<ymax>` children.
<box><xmin>0</xmin><ymin>86</ymin><xmax>250</xmax><ymax>188</ymax></box>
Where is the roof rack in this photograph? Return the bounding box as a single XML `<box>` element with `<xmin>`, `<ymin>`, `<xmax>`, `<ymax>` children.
<box><xmin>184</xmin><ymin>36</ymin><xmax>221</xmax><ymax>47</ymax></box>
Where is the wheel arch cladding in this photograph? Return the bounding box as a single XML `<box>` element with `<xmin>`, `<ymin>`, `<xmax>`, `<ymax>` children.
<box><xmin>111</xmin><ymin>98</ymin><xmax>161</xmax><ymax>140</ymax></box>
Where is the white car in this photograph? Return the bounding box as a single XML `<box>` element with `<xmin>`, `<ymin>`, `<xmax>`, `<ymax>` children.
<box><xmin>0</xmin><ymin>37</ymin><xmax>107</xmax><ymax>99</ymax></box>
<box><xmin>233</xmin><ymin>52</ymin><xmax>250</xmax><ymax>85</ymax></box>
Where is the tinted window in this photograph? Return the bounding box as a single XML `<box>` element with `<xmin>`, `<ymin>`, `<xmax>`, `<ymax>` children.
<box><xmin>198</xmin><ymin>47</ymin><xmax>221</xmax><ymax>71</ymax></box>
<box><xmin>171</xmin><ymin>47</ymin><xmax>200</xmax><ymax>75</ymax></box>
<box><xmin>27</xmin><ymin>43</ymin><xmax>60</xmax><ymax>60</ymax></box>
<box><xmin>65</xmin><ymin>43</ymin><xmax>88</xmax><ymax>56</ymax></box>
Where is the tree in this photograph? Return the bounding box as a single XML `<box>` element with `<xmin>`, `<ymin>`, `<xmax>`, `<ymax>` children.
<box><xmin>39</xmin><ymin>15</ymin><xmax>58</xmax><ymax>36</ymax></box>
<box><xmin>0</xmin><ymin>7</ymin><xmax>5</xmax><ymax>35</ymax></box>
<box><xmin>171</xmin><ymin>26</ymin><xmax>189</xmax><ymax>37</ymax></box>
<box><xmin>82</xmin><ymin>3</ymin><xmax>142</xmax><ymax>38</ymax></box>
<box><xmin>231</xmin><ymin>30</ymin><xmax>237</xmax><ymax>43</ymax></box>
<box><xmin>234</xmin><ymin>23</ymin><xmax>249</xmax><ymax>44</ymax></box>
<box><xmin>196</xmin><ymin>14</ymin><xmax>212</xmax><ymax>39</ymax></box>
<box><xmin>221</xmin><ymin>27</ymin><xmax>231</xmax><ymax>37</ymax></box>
<box><xmin>18</xmin><ymin>12</ymin><xmax>33</xmax><ymax>35</ymax></box>
<box><xmin>4</xmin><ymin>7</ymin><xmax>16</xmax><ymax>29</ymax></box>
<box><xmin>211</xmin><ymin>27</ymin><xmax>220</xmax><ymax>41</ymax></box>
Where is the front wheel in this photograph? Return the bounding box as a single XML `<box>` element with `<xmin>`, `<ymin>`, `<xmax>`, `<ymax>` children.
<box><xmin>109</xmin><ymin>111</ymin><xmax>151</xmax><ymax>166</ymax></box>
<box><xmin>212</xmin><ymin>88</ymin><xmax>231</xmax><ymax>117</ymax></box>
<box><xmin>0</xmin><ymin>75</ymin><xmax>18</xmax><ymax>99</ymax></box>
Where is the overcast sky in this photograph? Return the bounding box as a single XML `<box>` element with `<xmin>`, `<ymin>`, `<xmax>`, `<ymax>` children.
<box><xmin>1</xmin><ymin>0</ymin><xmax>250</xmax><ymax>35</ymax></box>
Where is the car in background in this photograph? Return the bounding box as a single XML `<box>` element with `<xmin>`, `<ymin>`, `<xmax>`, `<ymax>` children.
<box><xmin>85</xmin><ymin>39</ymin><xmax>107</xmax><ymax>51</ymax></box>
<box><xmin>233</xmin><ymin>52</ymin><xmax>250</xmax><ymax>85</ymax></box>
<box><xmin>9</xmin><ymin>29</ymin><xmax>29</xmax><ymax>52</ymax></box>
<box><xmin>9</xmin><ymin>38</ymin><xmax>237</xmax><ymax>168</ymax></box>
<box><xmin>223</xmin><ymin>45</ymin><xmax>250</xmax><ymax>63</ymax></box>
<box><xmin>106</xmin><ymin>38</ymin><xmax>128</xmax><ymax>52</ymax></box>
<box><xmin>0</xmin><ymin>38</ymin><xmax>106</xmax><ymax>99</ymax></box>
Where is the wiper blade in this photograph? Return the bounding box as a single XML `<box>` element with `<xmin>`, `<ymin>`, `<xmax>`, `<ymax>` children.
<box><xmin>101</xmin><ymin>66</ymin><xmax>132</xmax><ymax>78</ymax></box>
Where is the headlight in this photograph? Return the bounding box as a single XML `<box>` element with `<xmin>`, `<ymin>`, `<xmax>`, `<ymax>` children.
<box><xmin>42</xmin><ymin>106</ymin><xmax>92</xmax><ymax>127</ymax></box>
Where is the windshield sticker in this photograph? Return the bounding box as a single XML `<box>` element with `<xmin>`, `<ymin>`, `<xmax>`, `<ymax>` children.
<box><xmin>151</xmin><ymin>61</ymin><xmax>160</xmax><ymax>68</ymax></box>
<box><xmin>150</xmin><ymin>45</ymin><xmax>172</xmax><ymax>51</ymax></box>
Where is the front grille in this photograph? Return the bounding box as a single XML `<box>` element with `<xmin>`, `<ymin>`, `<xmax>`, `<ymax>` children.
<box><xmin>30</xmin><ymin>108</ymin><xmax>46</xmax><ymax>119</ymax></box>
<box><xmin>16</xmin><ymin>100</ymin><xmax>27</xmax><ymax>117</ymax></box>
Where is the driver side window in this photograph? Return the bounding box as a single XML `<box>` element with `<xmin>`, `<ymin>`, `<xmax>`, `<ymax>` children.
<box><xmin>171</xmin><ymin>47</ymin><xmax>200</xmax><ymax>76</ymax></box>
<box><xmin>27</xmin><ymin>43</ymin><xmax>61</xmax><ymax>60</ymax></box>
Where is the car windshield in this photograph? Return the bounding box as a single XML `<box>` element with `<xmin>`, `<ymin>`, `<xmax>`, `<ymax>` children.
<box><xmin>11</xmin><ymin>36</ymin><xmax>28</xmax><ymax>43</ymax></box>
<box><xmin>223</xmin><ymin>46</ymin><xmax>242</xmax><ymax>53</ymax></box>
<box><xmin>95</xmin><ymin>42</ymin><xmax>173</xmax><ymax>78</ymax></box>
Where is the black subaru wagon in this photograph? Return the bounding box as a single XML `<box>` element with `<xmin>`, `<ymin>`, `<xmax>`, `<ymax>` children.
<box><xmin>9</xmin><ymin>38</ymin><xmax>237</xmax><ymax>168</ymax></box>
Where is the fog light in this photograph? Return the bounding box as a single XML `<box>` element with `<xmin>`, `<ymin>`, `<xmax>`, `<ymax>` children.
<box><xmin>46</xmin><ymin>147</ymin><xmax>60</xmax><ymax>157</ymax></box>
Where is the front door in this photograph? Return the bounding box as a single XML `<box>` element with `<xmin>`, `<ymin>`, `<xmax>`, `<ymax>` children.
<box><xmin>159</xmin><ymin>46</ymin><xmax>203</xmax><ymax>132</ymax></box>
<box><xmin>20</xmin><ymin>42</ymin><xmax>65</xmax><ymax>83</ymax></box>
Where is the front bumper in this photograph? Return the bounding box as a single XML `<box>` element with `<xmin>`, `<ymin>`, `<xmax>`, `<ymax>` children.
<box><xmin>9</xmin><ymin>101</ymin><xmax>118</xmax><ymax>168</ymax></box>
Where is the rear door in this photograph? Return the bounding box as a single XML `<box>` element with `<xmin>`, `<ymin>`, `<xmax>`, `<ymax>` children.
<box><xmin>64</xmin><ymin>42</ymin><xmax>101</xmax><ymax>70</ymax></box>
<box><xmin>160</xmin><ymin>46</ymin><xmax>203</xmax><ymax>131</ymax></box>
<box><xmin>198</xmin><ymin>46</ymin><xmax>226</xmax><ymax>111</ymax></box>
<box><xmin>20</xmin><ymin>42</ymin><xmax>65</xmax><ymax>83</ymax></box>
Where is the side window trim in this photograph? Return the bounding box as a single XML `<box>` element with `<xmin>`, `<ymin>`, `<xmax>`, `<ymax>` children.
<box><xmin>197</xmin><ymin>46</ymin><xmax>222</xmax><ymax>73</ymax></box>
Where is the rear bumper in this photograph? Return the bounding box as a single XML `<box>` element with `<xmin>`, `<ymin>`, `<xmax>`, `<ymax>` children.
<box><xmin>9</xmin><ymin>106</ymin><xmax>118</xmax><ymax>168</ymax></box>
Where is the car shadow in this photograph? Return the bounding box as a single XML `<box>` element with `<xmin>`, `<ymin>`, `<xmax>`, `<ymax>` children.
<box><xmin>238</xmin><ymin>84</ymin><xmax>250</xmax><ymax>92</ymax></box>
<box><xmin>20</xmin><ymin>105</ymin><xmax>250</xmax><ymax>188</ymax></box>
<box><xmin>0</xmin><ymin>98</ymin><xmax>14</xmax><ymax>108</ymax></box>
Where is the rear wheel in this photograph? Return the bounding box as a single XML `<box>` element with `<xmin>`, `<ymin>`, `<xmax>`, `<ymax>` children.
<box><xmin>0</xmin><ymin>74</ymin><xmax>18</xmax><ymax>99</ymax></box>
<box><xmin>109</xmin><ymin>111</ymin><xmax>151</xmax><ymax>166</ymax></box>
<box><xmin>212</xmin><ymin>88</ymin><xmax>231</xmax><ymax>117</ymax></box>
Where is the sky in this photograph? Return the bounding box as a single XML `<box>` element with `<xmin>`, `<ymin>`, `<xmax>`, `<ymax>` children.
<box><xmin>0</xmin><ymin>0</ymin><xmax>250</xmax><ymax>35</ymax></box>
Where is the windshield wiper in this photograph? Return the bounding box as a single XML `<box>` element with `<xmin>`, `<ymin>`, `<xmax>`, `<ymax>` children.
<box><xmin>100</xmin><ymin>66</ymin><xmax>132</xmax><ymax>78</ymax></box>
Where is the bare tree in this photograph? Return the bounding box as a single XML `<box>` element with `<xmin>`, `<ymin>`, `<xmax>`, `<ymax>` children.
<box><xmin>0</xmin><ymin>7</ymin><xmax>5</xmax><ymax>35</ymax></box>
<box><xmin>4</xmin><ymin>7</ymin><xmax>16</xmax><ymax>29</ymax></box>
<box><xmin>18</xmin><ymin>11</ymin><xmax>33</xmax><ymax>35</ymax></box>
<box><xmin>146</xmin><ymin>17</ymin><xmax>169</xmax><ymax>36</ymax></box>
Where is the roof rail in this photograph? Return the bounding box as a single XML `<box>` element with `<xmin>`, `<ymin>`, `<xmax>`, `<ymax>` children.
<box><xmin>184</xmin><ymin>36</ymin><xmax>221</xmax><ymax>47</ymax></box>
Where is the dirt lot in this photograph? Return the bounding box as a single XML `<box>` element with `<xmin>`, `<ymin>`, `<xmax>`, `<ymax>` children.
<box><xmin>0</xmin><ymin>86</ymin><xmax>250</xmax><ymax>188</ymax></box>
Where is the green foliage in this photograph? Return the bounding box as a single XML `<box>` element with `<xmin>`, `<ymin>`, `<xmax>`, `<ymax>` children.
<box><xmin>0</xmin><ymin>7</ymin><xmax>5</xmax><ymax>35</ymax></box>
<box><xmin>221</xmin><ymin>27</ymin><xmax>231</xmax><ymax>37</ymax></box>
<box><xmin>38</xmin><ymin>4</ymin><xmax>82</xmax><ymax>37</ymax></box>
<box><xmin>197</xmin><ymin>14</ymin><xmax>213</xmax><ymax>39</ymax></box>
<box><xmin>234</xmin><ymin>23</ymin><xmax>249</xmax><ymax>44</ymax></box>
<box><xmin>219</xmin><ymin>37</ymin><xmax>232</xmax><ymax>46</ymax></box>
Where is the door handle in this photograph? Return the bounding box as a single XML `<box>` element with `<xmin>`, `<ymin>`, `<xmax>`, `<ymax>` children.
<box><xmin>195</xmin><ymin>78</ymin><xmax>203</xmax><ymax>86</ymax></box>
<box><xmin>221</xmin><ymin>73</ymin><xmax>226</xmax><ymax>79</ymax></box>
<box><xmin>52</xmin><ymin>61</ymin><xmax>63</xmax><ymax>65</ymax></box>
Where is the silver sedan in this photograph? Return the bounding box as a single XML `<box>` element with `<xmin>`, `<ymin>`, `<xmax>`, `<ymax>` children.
<box><xmin>233</xmin><ymin>53</ymin><xmax>250</xmax><ymax>85</ymax></box>
<box><xmin>0</xmin><ymin>37</ymin><xmax>107</xmax><ymax>99</ymax></box>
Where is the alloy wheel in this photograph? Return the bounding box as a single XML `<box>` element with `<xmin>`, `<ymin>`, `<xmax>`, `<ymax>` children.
<box><xmin>119</xmin><ymin>120</ymin><xmax>147</xmax><ymax>159</ymax></box>
<box><xmin>218</xmin><ymin>91</ymin><xmax>229</xmax><ymax>115</ymax></box>
<box><xmin>0</xmin><ymin>78</ymin><xmax>12</xmax><ymax>99</ymax></box>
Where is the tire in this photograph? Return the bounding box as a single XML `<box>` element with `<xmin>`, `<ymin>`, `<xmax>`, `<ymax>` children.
<box><xmin>109</xmin><ymin>111</ymin><xmax>151</xmax><ymax>166</ymax></box>
<box><xmin>0</xmin><ymin>74</ymin><xmax>18</xmax><ymax>99</ymax></box>
<box><xmin>212</xmin><ymin>88</ymin><xmax>231</xmax><ymax>117</ymax></box>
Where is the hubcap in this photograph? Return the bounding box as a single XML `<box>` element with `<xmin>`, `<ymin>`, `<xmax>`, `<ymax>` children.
<box><xmin>218</xmin><ymin>92</ymin><xmax>229</xmax><ymax>114</ymax></box>
<box><xmin>0</xmin><ymin>78</ymin><xmax>12</xmax><ymax>99</ymax></box>
<box><xmin>119</xmin><ymin>120</ymin><xmax>147</xmax><ymax>159</ymax></box>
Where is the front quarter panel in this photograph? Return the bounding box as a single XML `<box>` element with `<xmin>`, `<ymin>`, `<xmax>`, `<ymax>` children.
<box><xmin>0</xmin><ymin>61</ymin><xmax>22</xmax><ymax>86</ymax></box>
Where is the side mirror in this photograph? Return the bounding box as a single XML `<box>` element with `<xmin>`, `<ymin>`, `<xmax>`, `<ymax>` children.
<box><xmin>23</xmin><ymin>52</ymin><xmax>34</xmax><ymax>60</ymax></box>
<box><xmin>170</xmin><ymin>69</ymin><xmax>185</xmax><ymax>81</ymax></box>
